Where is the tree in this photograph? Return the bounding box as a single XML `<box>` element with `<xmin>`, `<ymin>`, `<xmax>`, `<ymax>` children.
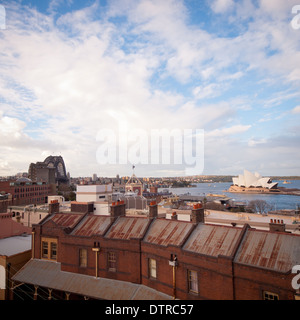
<box><xmin>247</xmin><ymin>200</ymin><xmax>272</xmax><ymax>214</ymax></box>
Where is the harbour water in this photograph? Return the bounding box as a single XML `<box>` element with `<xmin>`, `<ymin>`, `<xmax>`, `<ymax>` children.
<box><xmin>160</xmin><ymin>180</ymin><xmax>300</xmax><ymax>210</ymax></box>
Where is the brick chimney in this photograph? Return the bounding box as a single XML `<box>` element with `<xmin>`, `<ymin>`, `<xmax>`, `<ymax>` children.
<box><xmin>191</xmin><ymin>203</ymin><xmax>204</xmax><ymax>224</ymax></box>
<box><xmin>49</xmin><ymin>200</ymin><xmax>60</xmax><ymax>215</ymax></box>
<box><xmin>71</xmin><ymin>201</ymin><xmax>94</xmax><ymax>213</ymax></box>
<box><xmin>111</xmin><ymin>200</ymin><xmax>126</xmax><ymax>218</ymax></box>
<box><xmin>269</xmin><ymin>219</ymin><xmax>286</xmax><ymax>233</ymax></box>
<box><xmin>148</xmin><ymin>201</ymin><xmax>158</xmax><ymax>219</ymax></box>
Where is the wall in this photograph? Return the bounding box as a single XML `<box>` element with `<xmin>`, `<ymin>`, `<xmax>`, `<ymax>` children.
<box><xmin>30</xmin><ymin>213</ymin><xmax>299</xmax><ymax>300</ymax></box>
<box><xmin>233</xmin><ymin>263</ymin><xmax>295</xmax><ymax>300</ymax></box>
<box><xmin>0</xmin><ymin>250</ymin><xmax>31</xmax><ymax>300</ymax></box>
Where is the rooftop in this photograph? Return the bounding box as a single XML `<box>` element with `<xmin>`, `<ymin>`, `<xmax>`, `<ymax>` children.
<box><xmin>183</xmin><ymin>224</ymin><xmax>242</xmax><ymax>257</ymax></box>
<box><xmin>143</xmin><ymin>218</ymin><xmax>194</xmax><ymax>247</ymax></box>
<box><xmin>0</xmin><ymin>234</ymin><xmax>32</xmax><ymax>256</ymax></box>
<box><xmin>105</xmin><ymin>216</ymin><xmax>151</xmax><ymax>240</ymax></box>
<box><xmin>12</xmin><ymin>259</ymin><xmax>172</xmax><ymax>300</ymax></box>
<box><xmin>0</xmin><ymin>213</ymin><xmax>31</xmax><ymax>239</ymax></box>
<box><xmin>46</xmin><ymin>212</ymin><xmax>84</xmax><ymax>229</ymax></box>
<box><xmin>235</xmin><ymin>229</ymin><xmax>300</xmax><ymax>272</ymax></box>
<box><xmin>72</xmin><ymin>215</ymin><xmax>112</xmax><ymax>237</ymax></box>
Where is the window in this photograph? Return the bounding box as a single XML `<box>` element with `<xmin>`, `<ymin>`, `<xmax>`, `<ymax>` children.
<box><xmin>263</xmin><ymin>291</ymin><xmax>279</xmax><ymax>300</ymax></box>
<box><xmin>51</xmin><ymin>243</ymin><xmax>57</xmax><ymax>260</ymax></box>
<box><xmin>42</xmin><ymin>241</ymin><xmax>48</xmax><ymax>259</ymax></box>
<box><xmin>188</xmin><ymin>270</ymin><xmax>198</xmax><ymax>294</ymax></box>
<box><xmin>149</xmin><ymin>258</ymin><xmax>157</xmax><ymax>279</ymax></box>
<box><xmin>79</xmin><ymin>249</ymin><xmax>87</xmax><ymax>267</ymax></box>
<box><xmin>41</xmin><ymin>238</ymin><xmax>57</xmax><ymax>261</ymax></box>
<box><xmin>108</xmin><ymin>252</ymin><xmax>116</xmax><ymax>271</ymax></box>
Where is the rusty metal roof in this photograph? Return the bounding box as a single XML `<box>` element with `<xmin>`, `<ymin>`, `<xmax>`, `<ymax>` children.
<box><xmin>72</xmin><ymin>215</ymin><xmax>112</xmax><ymax>237</ymax></box>
<box><xmin>183</xmin><ymin>224</ymin><xmax>242</xmax><ymax>257</ymax></box>
<box><xmin>12</xmin><ymin>259</ymin><xmax>172</xmax><ymax>300</ymax></box>
<box><xmin>143</xmin><ymin>218</ymin><xmax>194</xmax><ymax>247</ymax></box>
<box><xmin>234</xmin><ymin>229</ymin><xmax>300</xmax><ymax>272</ymax></box>
<box><xmin>50</xmin><ymin>213</ymin><xmax>84</xmax><ymax>229</ymax></box>
<box><xmin>105</xmin><ymin>216</ymin><xmax>151</xmax><ymax>240</ymax></box>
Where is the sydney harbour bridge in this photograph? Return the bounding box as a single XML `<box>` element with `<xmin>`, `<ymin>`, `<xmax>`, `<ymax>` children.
<box><xmin>43</xmin><ymin>155</ymin><xmax>69</xmax><ymax>185</ymax></box>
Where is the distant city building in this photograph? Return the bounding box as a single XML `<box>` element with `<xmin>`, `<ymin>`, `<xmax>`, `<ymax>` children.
<box><xmin>0</xmin><ymin>179</ymin><xmax>52</xmax><ymax>206</ymax></box>
<box><xmin>28</xmin><ymin>162</ymin><xmax>56</xmax><ymax>185</ymax></box>
<box><xmin>28</xmin><ymin>155</ymin><xmax>69</xmax><ymax>187</ymax></box>
<box><xmin>125</xmin><ymin>174</ymin><xmax>143</xmax><ymax>196</ymax></box>
<box><xmin>76</xmin><ymin>184</ymin><xmax>113</xmax><ymax>215</ymax></box>
<box><xmin>76</xmin><ymin>184</ymin><xmax>113</xmax><ymax>203</ymax></box>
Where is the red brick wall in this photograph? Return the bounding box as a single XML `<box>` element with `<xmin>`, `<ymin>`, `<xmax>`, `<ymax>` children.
<box><xmin>234</xmin><ymin>263</ymin><xmax>295</xmax><ymax>300</ymax></box>
<box><xmin>31</xmin><ymin>215</ymin><xmax>298</xmax><ymax>300</ymax></box>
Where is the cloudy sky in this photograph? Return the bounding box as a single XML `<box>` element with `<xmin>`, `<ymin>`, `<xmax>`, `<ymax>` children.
<box><xmin>0</xmin><ymin>0</ymin><xmax>300</xmax><ymax>177</ymax></box>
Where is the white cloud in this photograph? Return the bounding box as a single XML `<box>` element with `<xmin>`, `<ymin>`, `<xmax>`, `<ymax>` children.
<box><xmin>292</xmin><ymin>105</ymin><xmax>300</xmax><ymax>114</ymax></box>
<box><xmin>207</xmin><ymin>124</ymin><xmax>252</xmax><ymax>138</ymax></box>
<box><xmin>210</xmin><ymin>0</ymin><xmax>235</xmax><ymax>14</ymax></box>
<box><xmin>248</xmin><ymin>138</ymin><xmax>267</xmax><ymax>147</ymax></box>
<box><xmin>193</xmin><ymin>83</ymin><xmax>224</xmax><ymax>100</ymax></box>
<box><xmin>0</xmin><ymin>112</ymin><xmax>27</xmax><ymax>143</ymax></box>
<box><xmin>0</xmin><ymin>1</ymin><xmax>299</xmax><ymax>176</ymax></box>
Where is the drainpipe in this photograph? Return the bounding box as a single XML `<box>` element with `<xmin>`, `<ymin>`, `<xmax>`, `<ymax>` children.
<box><xmin>31</xmin><ymin>229</ymin><xmax>35</xmax><ymax>259</ymax></box>
<box><xmin>169</xmin><ymin>254</ymin><xmax>178</xmax><ymax>299</ymax></box>
<box><xmin>92</xmin><ymin>242</ymin><xmax>100</xmax><ymax>278</ymax></box>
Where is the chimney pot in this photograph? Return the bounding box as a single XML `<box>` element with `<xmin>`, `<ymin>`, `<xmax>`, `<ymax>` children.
<box><xmin>191</xmin><ymin>206</ymin><xmax>205</xmax><ymax>224</ymax></box>
<box><xmin>110</xmin><ymin>201</ymin><xmax>126</xmax><ymax>218</ymax></box>
<box><xmin>148</xmin><ymin>202</ymin><xmax>158</xmax><ymax>218</ymax></box>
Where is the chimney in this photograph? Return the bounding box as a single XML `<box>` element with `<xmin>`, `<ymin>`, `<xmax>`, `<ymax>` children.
<box><xmin>71</xmin><ymin>201</ymin><xmax>94</xmax><ymax>213</ymax></box>
<box><xmin>191</xmin><ymin>203</ymin><xmax>204</xmax><ymax>224</ymax></box>
<box><xmin>171</xmin><ymin>211</ymin><xmax>178</xmax><ymax>221</ymax></box>
<box><xmin>269</xmin><ymin>219</ymin><xmax>286</xmax><ymax>233</ymax></box>
<box><xmin>49</xmin><ymin>200</ymin><xmax>60</xmax><ymax>215</ymax></box>
<box><xmin>111</xmin><ymin>200</ymin><xmax>126</xmax><ymax>218</ymax></box>
<box><xmin>148</xmin><ymin>201</ymin><xmax>158</xmax><ymax>219</ymax></box>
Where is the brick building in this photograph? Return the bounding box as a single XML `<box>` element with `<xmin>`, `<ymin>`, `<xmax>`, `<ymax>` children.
<box><xmin>11</xmin><ymin>202</ymin><xmax>300</xmax><ymax>300</ymax></box>
<box><xmin>0</xmin><ymin>193</ymin><xmax>12</xmax><ymax>213</ymax></box>
<box><xmin>0</xmin><ymin>179</ymin><xmax>52</xmax><ymax>206</ymax></box>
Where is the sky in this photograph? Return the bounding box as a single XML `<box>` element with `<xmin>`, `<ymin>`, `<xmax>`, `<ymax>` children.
<box><xmin>0</xmin><ymin>0</ymin><xmax>300</xmax><ymax>178</ymax></box>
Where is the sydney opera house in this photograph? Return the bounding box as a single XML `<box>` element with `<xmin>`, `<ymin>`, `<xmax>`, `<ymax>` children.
<box><xmin>229</xmin><ymin>170</ymin><xmax>278</xmax><ymax>193</ymax></box>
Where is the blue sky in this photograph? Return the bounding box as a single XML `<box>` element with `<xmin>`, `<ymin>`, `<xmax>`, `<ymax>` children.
<box><xmin>0</xmin><ymin>0</ymin><xmax>299</xmax><ymax>177</ymax></box>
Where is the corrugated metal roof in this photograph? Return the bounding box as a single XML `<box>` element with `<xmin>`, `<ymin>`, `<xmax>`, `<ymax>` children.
<box><xmin>234</xmin><ymin>230</ymin><xmax>300</xmax><ymax>272</ymax></box>
<box><xmin>105</xmin><ymin>217</ymin><xmax>150</xmax><ymax>240</ymax></box>
<box><xmin>143</xmin><ymin>219</ymin><xmax>194</xmax><ymax>247</ymax></box>
<box><xmin>72</xmin><ymin>215</ymin><xmax>112</xmax><ymax>237</ymax></box>
<box><xmin>12</xmin><ymin>259</ymin><xmax>172</xmax><ymax>300</ymax></box>
<box><xmin>183</xmin><ymin>224</ymin><xmax>242</xmax><ymax>257</ymax></box>
<box><xmin>0</xmin><ymin>234</ymin><xmax>32</xmax><ymax>256</ymax></box>
<box><xmin>50</xmin><ymin>213</ymin><xmax>83</xmax><ymax>229</ymax></box>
